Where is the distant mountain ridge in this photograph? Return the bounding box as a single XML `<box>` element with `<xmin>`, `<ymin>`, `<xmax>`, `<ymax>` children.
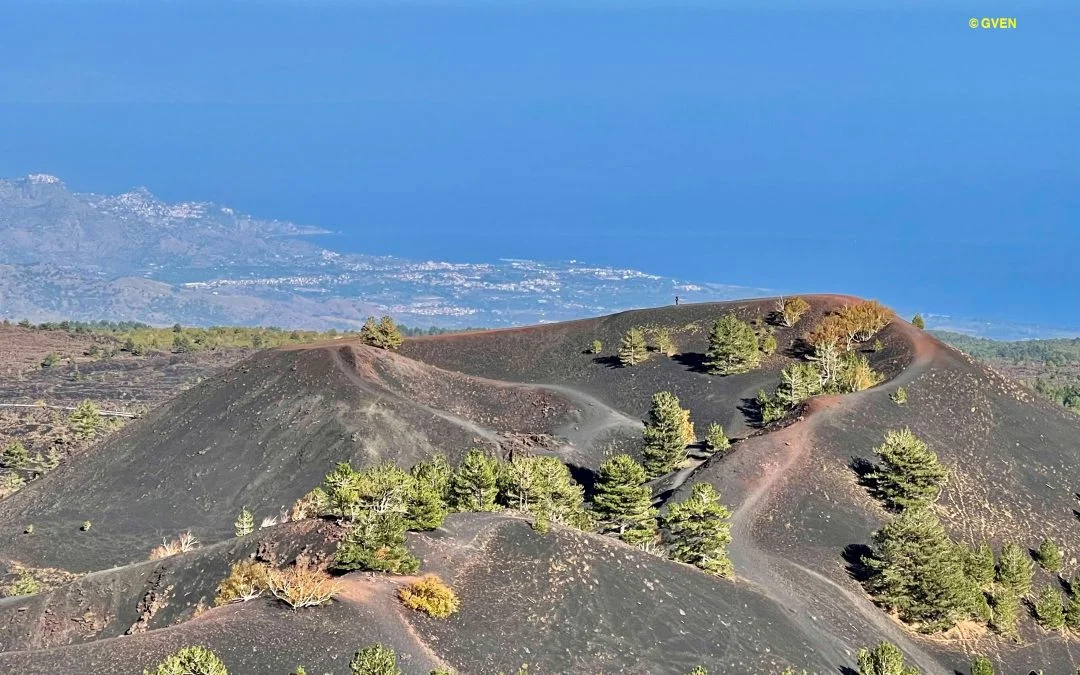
<box><xmin>0</xmin><ymin>175</ymin><xmax>761</xmax><ymax>329</ymax></box>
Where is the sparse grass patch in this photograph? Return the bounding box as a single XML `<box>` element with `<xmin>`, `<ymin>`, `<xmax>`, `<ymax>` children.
<box><xmin>3</xmin><ymin>570</ymin><xmax>41</xmax><ymax>597</ymax></box>
<box><xmin>398</xmin><ymin>574</ymin><xmax>460</xmax><ymax>618</ymax></box>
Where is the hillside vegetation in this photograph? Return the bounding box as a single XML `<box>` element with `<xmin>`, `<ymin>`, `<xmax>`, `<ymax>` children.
<box><xmin>934</xmin><ymin>330</ymin><xmax>1080</xmax><ymax>414</ymax></box>
<box><xmin>2</xmin><ymin>297</ymin><xmax>1080</xmax><ymax>674</ymax></box>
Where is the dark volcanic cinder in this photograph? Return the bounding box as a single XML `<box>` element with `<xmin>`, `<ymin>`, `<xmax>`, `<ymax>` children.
<box><xmin>2</xmin><ymin>297</ymin><xmax>1079</xmax><ymax>674</ymax></box>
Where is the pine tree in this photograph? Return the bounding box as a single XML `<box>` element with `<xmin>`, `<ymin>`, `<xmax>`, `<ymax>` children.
<box><xmin>448</xmin><ymin>449</ymin><xmax>500</xmax><ymax>512</ymax></box>
<box><xmin>704</xmin><ymin>422</ymin><xmax>730</xmax><ymax>455</ymax></box>
<box><xmin>350</xmin><ymin>645</ymin><xmax>401</xmax><ymax>675</ymax></box>
<box><xmin>835</xmin><ymin>352</ymin><xmax>882</xmax><ymax>393</ymax></box>
<box><xmin>911</xmin><ymin>314</ymin><xmax>925</xmax><ymax>330</ymax></box>
<box><xmin>407</xmin><ymin>456</ymin><xmax>451</xmax><ymax>530</ymax></box>
<box><xmin>42</xmin><ymin>447</ymin><xmax>61</xmax><ymax>471</ymax></box>
<box><xmin>1035</xmin><ymin>538</ymin><xmax>1063</xmax><ymax>573</ymax></box>
<box><xmin>1034</xmin><ymin>584</ymin><xmax>1065</xmax><ymax>629</ymax></box>
<box><xmin>641</xmin><ymin>391</ymin><xmax>693</xmax><ymax>478</ymax></box>
<box><xmin>234</xmin><ymin>507</ymin><xmax>254</xmax><ymax>537</ymax></box>
<box><xmin>989</xmin><ymin>586</ymin><xmax>1021</xmax><ymax>638</ymax></box>
<box><xmin>704</xmin><ymin>314</ymin><xmax>760</xmax><ymax>375</ymax></box>
<box><xmin>651</xmin><ymin>327</ymin><xmax>676</xmax><ymax>357</ymax></box>
<box><xmin>592</xmin><ymin>454</ymin><xmax>657</xmax><ymax>544</ymax></box>
<box><xmin>871</xmin><ymin>428</ymin><xmax>948</xmax><ymax>510</ymax></box>
<box><xmin>323</xmin><ymin>461</ymin><xmax>365</xmax><ymax>520</ymax></box>
<box><xmin>498</xmin><ymin>454</ymin><xmax>539</xmax><ymax>509</ymax></box>
<box><xmin>377</xmin><ymin>316</ymin><xmax>404</xmax><ymax>350</ymax></box>
<box><xmin>996</xmin><ymin>541</ymin><xmax>1033</xmax><ymax>598</ymax></box>
<box><xmin>618</xmin><ymin>327</ymin><xmax>649</xmax><ymax>366</ymax></box>
<box><xmin>969</xmin><ymin>655</ymin><xmax>994</xmax><ymax>675</ymax></box>
<box><xmin>69</xmin><ymin>400</ymin><xmax>103</xmax><ymax>440</ymax></box>
<box><xmin>968</xmin><ymin>587</ymin><xmax>992</xmax><ymax>623</ymax></box>
<box><xmin>856</xmin><ymin>640</ymin><xmax>919</xmax><ymax>675</ymax></box>
<box><xmin>961</xmin><ymin>540</ymin><xmax>997</xmax><ymax>591</ymax></box>
<box><xmin>761</xmin><ymin>333</ymin><xmax>778</xmax><ymax>356</ymax></box>
<box><xmin>0</xmin><ymin>441</ymin><xmax>30</xmax><ymax>469</ymax></box>
<box><xmin>664</xmin><ymin>483</ymin><xmax>733</xmax><ymax>578</ymax></box>
<box><xmin>863</xmin><ymin>506</ymin><xmax>970</xmax><ymax>632</ymax></box>
<box><xmin>756</xmin><ymin>390</ymin><xmax>787</xmax><ymax>425</ymax></box>
<box><xmin>334</xmin><ymin>511</ymin><xmax>419</xmax><ymax>574</ymax></box>
<box><xmin>528</xmin><ymin>456</ymin><xmax>592</xmax><ymax>530</ymax></box>
<box><xmin>775</xmin><ymin>363</ymin><xmax>823</xmax><ymax>406</ymax></box>
<box><xmin>856</xmin><ymin>641</ymin><xmax>918</xmax><ymax>675</ymax></box>
<box><xmin>1064</xmin><ymin>587</ymin><xmax>1080</xmax><ymax>630</ymax></box>
<box><xmin>498</xmin><ymin>455</ymin><xmax>590</xmax><ymax>530</ymax></box>
<box><xmin>360</xmin><ymin>316</ymin><xmax>404</xmax><ymax>350</ymax></box>
<box><xmin>355</xmin><ymin>464</ymin><xmax>413</xmax><ymax>516</ymax></box>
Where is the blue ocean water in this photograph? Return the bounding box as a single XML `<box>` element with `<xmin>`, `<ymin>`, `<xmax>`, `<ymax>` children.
<box><xmin>0</xmin><ymin>1</ymin><xmax>1076</xmax><ymax>329</ymax></box>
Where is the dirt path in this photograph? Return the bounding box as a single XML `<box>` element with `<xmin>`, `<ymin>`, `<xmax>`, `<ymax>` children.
<box><xmin>531</xmin><ymin>382</ymin><xmax>643</xmax><ymax>454</ymax></box>
<box><xmin>328</xmin><ymin>347</ymin><xmax>505</xmax><ymax>449</ymax></box>
<box><xmin>328</xmin><ymin>348</ymin><xmax>639</xmax><ymax>459</ymax></box>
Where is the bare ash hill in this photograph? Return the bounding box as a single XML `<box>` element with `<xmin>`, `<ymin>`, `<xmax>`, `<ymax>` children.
<box><xmin>2</xmin><ymin>296</ymin><xmax>1080</xmax><ymax>674</ymax></box>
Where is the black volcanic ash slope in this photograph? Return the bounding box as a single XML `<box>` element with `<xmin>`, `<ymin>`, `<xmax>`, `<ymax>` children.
<box><xmin>4</xmin><ymin>299</ymin><xmax>1080</xmax><ymax>674</ymax></box>
<box><xmin>0</xmin><ymin>343</ymin><xmax>580</xmax><ymax>572</ymax></box>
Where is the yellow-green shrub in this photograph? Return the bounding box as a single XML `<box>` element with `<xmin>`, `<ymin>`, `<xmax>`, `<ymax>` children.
<box><xmin>398</xmin><ymin>574</ymin><xmax>460</xmax><ymax>619</ymax></box>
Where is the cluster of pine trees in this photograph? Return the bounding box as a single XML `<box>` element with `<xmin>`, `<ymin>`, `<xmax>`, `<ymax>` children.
<box><xmin>639</xmin><ymin>390</ymin><xmax>729</xmax><ymax>477</ymax></box>
<box><xmin>608</xmin><ymin>299</ymin><xmax>889</xmax><ymax>427</ymax></box>
<box><xmin>9</xmin><ymin>315</ymin><xmax>460</xmax><ymax>357</ymax></box>
<box><xmin>752</xmin><ymin>299</ymin><xmax>888</xmax><ymax>425</ymax></box>
<box><xmin>704</xmin><ymin>313</ymin><xmax>767</xmax><ymax>375</ymax></box>
<box><xmin>0</xmin><ymin>400</ymin><xmax>107</xmax><ymax>496</ymax></box>
<box><xmin>612</xmin><ymin>309</ymin><xmax>782</xmax><ymax>372</ymax></box>
<box><xmin>358</xmin><ymin>316</ymin><xmax>405</xmax><ymax>350</ymax></box>
<box><xmin>860</xmin><ymin>428</ymin><xmax>1076</xmax><ymax>641</ymax></box>
<box><xmin>297</xmin><ymin>445</ymin><xmax>734</xmax><ymax>578</ymax></box>
<box><xmin>616</xmin><ymin>325</ymin><xmax>679</xmax><ymax>366</ymax></box>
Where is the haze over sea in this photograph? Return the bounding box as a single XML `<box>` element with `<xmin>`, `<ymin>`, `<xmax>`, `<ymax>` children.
<box><xmin>1</xmin><ymin>1</ymin><xmax>1077</xmax><ymax>333</ymax></box>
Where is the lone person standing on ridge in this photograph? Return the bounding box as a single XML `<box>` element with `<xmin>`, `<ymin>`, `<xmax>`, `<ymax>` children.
<box><xmin>674</xmin><ymin>295</ymin><xmax>680</xmax><ymax>306</ymax></box>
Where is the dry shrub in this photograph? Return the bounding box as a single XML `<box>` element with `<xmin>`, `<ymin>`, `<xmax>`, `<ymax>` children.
<box><xmin>214</xmin><ymin>560</ymin><xmax>269</xmax><ymax>606</ymax></box>
<box><xmin>398</xmin><ymin>574</ymin><xmax>460</xmax><ymax>619</ymax></box>
<box><xmin>265</xmin><ymin>558</ymin><xmax>341</xmax><ymax>609</ymax></box>
<box><xmin>776</xmin><ymin>296</ymin><xmax>811</xmax><ymax>327</ymax></box>
<box><xmin>149</xmin><ymin>531</ymin><xmax>200</xmax><ymax>560</ymax></box>
<box><xmin>289</xmin><ymin>487</ymin><xmax>328</xmax><ymax>521</ymax></box>
<box><xmin>839</xmin><ymin>299</ymin><xmax>891</xmax><ymax>341</ymax></box>
<box><xmin>807</xmin><ymin>300</ymin><xmax>892</xmax><ymax>351</ymax></box>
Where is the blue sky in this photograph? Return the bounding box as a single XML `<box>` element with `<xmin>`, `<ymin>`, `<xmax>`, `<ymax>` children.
<box><xmin>1</xmin><ymin>1</ymin><xmax>1077</xmax><ymax>331</ymax></box>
